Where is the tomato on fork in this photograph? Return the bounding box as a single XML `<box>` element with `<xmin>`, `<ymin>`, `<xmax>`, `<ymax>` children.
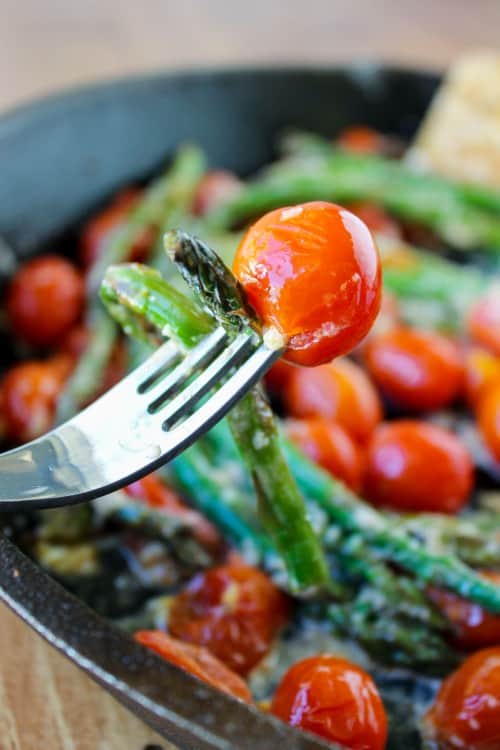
<box><xmin>233</xmin><ymin>201</ymin><xmax>381</xmax><ymax>366</ymax></box>
<box><xmin>271</xmin><ymin>655</ymin><xmax>387</xmax><ymax>750</ymax></box>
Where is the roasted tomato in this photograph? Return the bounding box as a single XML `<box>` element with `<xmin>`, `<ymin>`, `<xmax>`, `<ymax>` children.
<box><xmin>285</xmin><ymin>418</ymin><xmax>364</xmax><ymax>491</ymax></box>
<box><xmin>1</xmin><ymin>356</ymin><xmax>72</xmax><ymax>443</ymax></box>
<box><xmin>477</xmin><ymin>382</ymin><xmax>500</xmax><ymax>462</ymax></box>
<box><xmin>271</xmin><ymin>655</ymin><xmax>387</xmax><ymax>750</ymax></box>
<box><xmin>426</xmin><ymin>647</ymin><xmax>500</xmax><ymax>750</ymax></box>
<box><xmin>364</xmin><ymin>327</ymin><xmax>464</xmax><ymax>412</ymax></box>
<box><xmin>429</xmin><ymin>572</ymin><xmax>500</xmax><ymax>651</ymax></box>
<box><xmin>192</xmin><ymin>170</ymin><xmax>242</xmax><ymax>216</ymax></box>
<box><xmin>135</xmin><ymin>630</ymin><xmax>251</xmax><ymax>703</ymax></box>
<box><xmin>233</xmin><ymin>202</ymin><xmax>381</xmax><ymax>366</ymax></box>
<box><xmin>79</xmin><ymin>188</ymin><xmax>153</xmax><ymax>268</ymax></box>
<box><xmin>468</xmin><ymin>290</ymin><xmax>500</xmax><ymax>357</ymax></box>
<box><xmin>264</xmin><ymin>358</ymin><xmax>296</xmax><ymax>394</ymax></box>
<box><xmin>168</xmin><ymin>560</ymin><xmax>290</xmax><ymax>676</ymax></box>
<box><xmin>363</xmin><ymin>420</ymin><xmax>473</xmax><ymax>514</ymax></box>
<box><xmin>284</xmin><ymin>358</ymin><xmax>382</xmax><ymax>444</ymax></box>
<box><xmin>125</xmin><ymin>473</ymin><xmax>220</xmax><ymax>548</ymax></box>
<box><xmin>464</xmin><ymin>348</ymin><xmax>500</xmax><ymax>407</ymax></box>
<box><xmin>337</xmin><ymin>126</ymin><xmax>387</xmax><ymax>155</ymax></box>
<box><xmin>6</xmin><ymin>255</ymin><xmax>84</xmax><ymax>348</ymax></box>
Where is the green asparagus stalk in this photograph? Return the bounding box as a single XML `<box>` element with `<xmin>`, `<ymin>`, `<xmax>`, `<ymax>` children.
<box><xmin>210</xmin><ymin>133</ymin><xmax>500</xmax><ymax>254</ymax></box>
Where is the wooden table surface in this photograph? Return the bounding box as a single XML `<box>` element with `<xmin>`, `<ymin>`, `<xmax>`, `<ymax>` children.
<box><xmin>1</xmin><ymin>1</ymin><xmax>499</xmax><ymax>748</ymax></box>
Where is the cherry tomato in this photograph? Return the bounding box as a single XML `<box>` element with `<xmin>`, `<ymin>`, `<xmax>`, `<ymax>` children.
<box><xmin>125</xmin><ymin>473</ymin><xmax>220</xmax><ymax>548</ymax></box>
<box><xmin>271</xmin><ymin>655</ymin><xmax>387</xmax><ymax>750</ymax></box>
<box><xmin>285</xmin><ymin>418</ymin><xmax>364</xmax><ymax>491</ymax></box>
<box><xmin>477</xmin><ymin>382</ymin><xmax>500</xmax><ymax>461</ymax></box>
<box><xmin>233</xmin><ymin>202</ymin><xmax>381</xmax><ymax>366</ymax></box>
<box><xmin>284</xmin><ymin>358</ymin><xmax>382</xmax><ymax>444</ymax></box>
<box><xmin>364</xmin><ymin>327</ymin><xmax>464</xmax><ymax>412</ymax></box>
<box><xmin>429</xmin><ymin>572</ymin><xmax>500</xmax><ymax>651</ymax></box>
<box><xmin>134</xmin><ymin>630</ymin><xmax>252</xmax><ymax>703</ymax></box>
<box><xmin>337</xmin><ymin>126</ymin><xmax>387</xmax><ymax>155</ymax></box>
<box><xmin>468</xmin><ymin>291</ymin><xmax>500</xmax><ymax>357</ymax></box>
<box><xmin>169</xmin><ymin>560</ymin><xmax>290</xmax><ymax>676</ymax></box>
<box><xmin>264</xmin><ymin>358</ymin><xmax>296</xmax><ymax>393</ymax></box>
<box><xmin>80</xmin><ymin>188</ymin><xmax>153</xmax><ymax>268</ymax></box>
<box><xmin>464</xmin><ymin>348</ymin><xmax>500</xmax><ymax>407</ymax></box>
<box><xmin>192</xmin><ymin>170</ymin><xmax>242</xmax><ymax>216</ymax></box>
<box><xmin>426</xmin><ymin>647</ymin><xmax>500</xmax><ymax>750</ymax></box>
<box><xmin>348</xmin><ymin>203</ymin><xmax>402</xmax><ymax>239</ymax></box>
<box><xmin>2</xmin><ymin>356</ymin><xmax>72</xmax><ymax>443</ymax></box>
<box><xmin>363</xmin><ymin>420</ymin><xmax>473</xmax><ymax>513</ymax></box>
<box><xmin>6</xmin><ymin>255</ymin><xmax>85</xmax><ymax>348</ymax></box>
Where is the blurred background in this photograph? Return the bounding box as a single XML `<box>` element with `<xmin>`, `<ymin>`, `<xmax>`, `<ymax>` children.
<box><xmin>1</xmin><ymin>0</ymin><xmax>500</xmax><ymax>112</ymax></box>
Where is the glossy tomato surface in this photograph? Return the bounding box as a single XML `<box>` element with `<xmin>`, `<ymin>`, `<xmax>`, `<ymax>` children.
<box><xmin>233</xmin><ymin>201</ymin><xmax>381</xmax><ymax>366</ymax></box>
<box><xmin>271</xmin><ymin>655</ymin><xmax>387</xmax><ymax>750</ymax></box>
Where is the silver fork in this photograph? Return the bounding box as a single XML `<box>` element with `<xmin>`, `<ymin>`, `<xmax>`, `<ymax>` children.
<box><xmin>0</xmin><ymin>327</ymin><xmax>282</xmax><ymax>509</ymax></box>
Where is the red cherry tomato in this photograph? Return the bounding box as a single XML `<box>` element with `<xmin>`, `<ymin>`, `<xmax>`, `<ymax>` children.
<box><xmin>264</xmin><ymin>358</ymin><xmax>296</xmax><ymax>393</ymax></box>
<box><xmin>464</xmin><ymin>348</ymin><xmax>500</xmax><ymax>408</ymax></box>
<box><xmin>426</xmin><ymin>647</ymin><xmax>500</xmax><ymax>750</ymax></box>
<box><xmin>468</xmin><ymin>291</ymin><xmax>500</xmax><ymax>357</ymax></box>
<box><xmin>429</xmin><ymin>572</ymin><xmax>500</xmax><ymax>651</ymax></box>
<box><xmin>1</xmin><ymin>356</ymin><xmax>72</xmax><ymax>443</ymax></box>
<box><xmin>80</xmin><ymin>188</ymin><xmax>153</xmax><ymax>268</ymax></box>
<box><xmin>364</xmin><ymin>420</ymin><xmax>473</xmax><ymax>514</ymax></box>
<box><xmin>192</xmin><ymin>170</ymin><xmax>242</xmax><ymax>216</ymax></box>
<box><xmin>285</xmin><ymin>418</ymin><xmax>364</xmax><ymax>491</ymax></box>
<box><xmin>348</xmin><ymin>203</ymin><xmax>402</xmax><ymax>239</ymax></box>
<box><xmin>134</xmin><ymin>630</ymin><xmax>252</xmax><ymax>703</ymax></box>
<box><xmin>337</xmin><ymin>126</ymin><xmax>387</xmax><ymax>155</ymax></box>
<box><xmin>125</xmin><ymin>473</ymin><xmax>220</xmax><ymax>548</ymax></box>
<box><xmin>477</xmin><ymin>382</ymin><xmax>500</xmax><ymax>461</ymax></box>
<box><xmin>233</xmin><ymin>202</ymin><xmax>381</xmax><ymax>366</ymax></box>
<box><xmin>6</xmin><ymin>255</ymin><xmax>85</xmax><ymax>348</ymax></box>
<box><xmin>271</xmin><ymin>655</ymin><xmax>387</xmax><ymax>750</ymax></box>
<box><xmin>284</xmin><ymin>358</ymin><xmax>383</xmax><ymax>444</ymax></box>
<box><xmin>169</xmin><ymin>561</ymin><xmax>290</xmax><ymax>676</ymax></box>
<box><xmin>364</xmin><ymin>327</ymin><xmax>464</xmax><ymax>412</ymax></box>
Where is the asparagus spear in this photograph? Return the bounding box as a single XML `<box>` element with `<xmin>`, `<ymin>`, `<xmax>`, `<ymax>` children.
<box><xmin>210</xmin><ymin>133</ymin><xmax>500</xmax><ymax>254</ymax></box>
<box><xmin>101</xmin><ymin>261</ymin><xmax>332</xmax><ymax>595</ymax></box>
<box><xmin>57</xmin><ymin>146</ymin><xmax>206</xmax><ymax>421</ymax></box>
<box><xmin>100</xmin><ymin>255</ymin><xmax>500</xmax><ymax>612</ymax></box>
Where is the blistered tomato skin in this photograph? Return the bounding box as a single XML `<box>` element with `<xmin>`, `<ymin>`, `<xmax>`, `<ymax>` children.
<box><xmin>364</xmin><ymin>421</ymin><xmax>473</xmax><ymax>514</ymax></box>
<box><xmin>364</xmin><ymin>327</ymin><xmax>464</xmax><ymax>412</ymax></box>
<box><xmin>169</xmin><ymin>561</ymin><xmax>290</xmax><ymax>676</ymax></box>
<box><xmin>232</xmin><ymin>202</ymin><xmax>382</xmax><ymax>367</ymax></box>
<box><xmin>134</xmin><ymin>630</ymin><xmax>252</xmax><ymax>703</ymax></box>
<box><xmin>285</xmin><ymin>418</ymin><xmax>364</xmax><ymax>491</ymax></box>
<box><xmin>284</xmin><ymin>358</ymin><xmax>383</xmax><ymax>444</ymax></box>
<box><xmin>429</xmin><ymin>572</ymin><xmax>500</xmax><ymax>651</ymax></box>
<box><xmin>271</xmin><ymin>655</ymin><xmax>387</xmax><ymax>750</ymax></box>
<box><xmin>427</xmin><ymin>647</ymin><xmax>500</xmax><ymax>750</ymax></box>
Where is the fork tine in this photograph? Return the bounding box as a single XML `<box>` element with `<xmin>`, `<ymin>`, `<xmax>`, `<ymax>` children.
<box><xmin>127</xmin><ymin>340</ymin><xmax>181</xmax><ymax>391</ymax></box>
<box><xmin>160</xmin><ymin>331</ymin><xmax>257</xmax><ymax>428</ymax></box>
<box><xmin>144</xmin><ymin>327</ymin><xmax>228</xmax><ymax>410</ymax></box>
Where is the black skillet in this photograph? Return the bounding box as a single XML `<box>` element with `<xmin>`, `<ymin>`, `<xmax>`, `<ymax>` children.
<box><xmin>0</xmin><ymin>66</ymin><xmax>440</xmax><ymax>749</ymax></box>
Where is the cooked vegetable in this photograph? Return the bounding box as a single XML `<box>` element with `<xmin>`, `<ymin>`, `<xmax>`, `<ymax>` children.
<box><xmin>363</xmin><ymin>421</ymin><xmax>474</xmax><ymax>514</ymax></box>
<box><xmin>169</xmin><ymin>559</ymin><xmax>290</xmax><ymax>675</ymax></box>
<box><xmin>477</xmin><ymin>382</ymin><xmax>500</xmax><ymax>461</ymax></box>
<box><xmin>135</xmin><ymin>630</ymin><xmax>252</xmax><ymax>703</ymax></box>
<box><xmin>364</xmin><ymin>328</ymin><xmax>464</xmax><ymax>412</ymax></box>
<box><xmin>464</xmin><ymin>348</ymin><xmax>500</xmax><ymax>407</ymax></box>
<box><xmin>232</xmin><ymin>201</ymin><xmax>382</xmax><ymax>366</ymax></box>
<box><xmin>284</xmin><ymin>358</ymin><xmax>383</xmax><ymax>444</ymax></box>
<box><xmin>468</xmin><ymin>289</ymin><xmax>500</xmax><ymax>356</ymax></box>
<box><xmin>6</xmin><ymin>255</ymin><xmax>84</xmax><ymax>347</ymax></box>
<box><xmin>425</xmin><ymin>647</ymin><xmax>500</xmax><ymax>750</ymax></box>
<box><xmin>271</xmin><ymin>655</ymin><xmax>388</xmax><ymax>750</ymax></box>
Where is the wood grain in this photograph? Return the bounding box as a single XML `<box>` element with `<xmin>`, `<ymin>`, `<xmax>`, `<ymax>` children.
<box><xmin>0</xmin><ymin>1</ymin><xmax>499</xmax><ymax>747</ymax></box>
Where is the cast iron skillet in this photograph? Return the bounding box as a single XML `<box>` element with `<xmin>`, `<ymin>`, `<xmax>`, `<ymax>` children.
<box><xmin>0</xmin><ymin>66</ymin><xmax>440</xmax><ymax>750</ymax></box>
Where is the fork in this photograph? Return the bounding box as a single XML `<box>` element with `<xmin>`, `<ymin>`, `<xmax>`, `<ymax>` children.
<box><xmin>0</xmin><ymin>327</ymin><xmax>282</xmax><ymax>509</ymax></box>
